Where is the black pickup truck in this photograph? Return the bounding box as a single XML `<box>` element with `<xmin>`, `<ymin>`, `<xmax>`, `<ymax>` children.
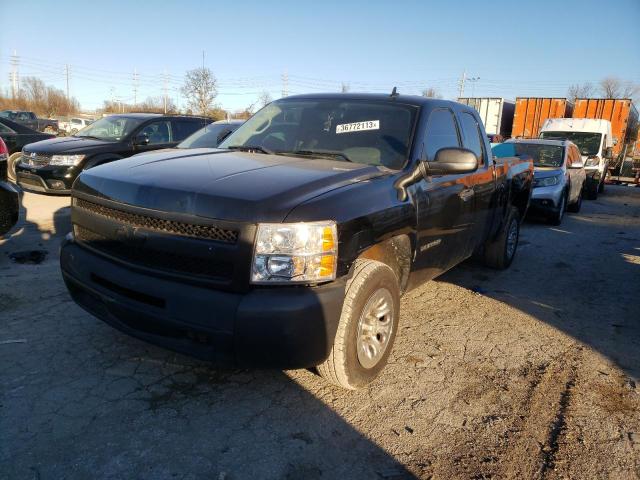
<box><xmin>60</xmin><ymin>93</ymin><xmax>533</xmax><ymax>389</ymax></box>
<box><xmin>0</xmin><ymin>110</ymin><xmax>59</xmax><ymax>134</ymax></box>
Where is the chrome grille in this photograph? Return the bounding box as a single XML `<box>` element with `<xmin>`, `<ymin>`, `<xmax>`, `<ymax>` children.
<box><xmin>74</xmin><ymin>198</ymin><xmax>239</xmax><ymax>244</ymax></box>
<box><xmin>21</xmin><ymin>151</ymin><xmax>51</xmax><ymax>167</ymax></box>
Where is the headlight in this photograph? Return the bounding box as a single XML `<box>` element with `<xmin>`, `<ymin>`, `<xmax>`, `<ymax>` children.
<box><xmin>50</xmin><ymin>154</ymin><xmax>85</xmax><ymax>166</ymax></box>
<box><xmin>584</xmin><ymin>156</ymin><xmax>600</xmax><ymax>167</ymax></box>
<box><xmin>251</xmin><ymin>222</ymin><xmax>337</xmax><ymax>284</ymax></box>
<box><xmin>533</xmin><ymin>175</ymin><xmax>561</xmax><ymax>188</ymax></box>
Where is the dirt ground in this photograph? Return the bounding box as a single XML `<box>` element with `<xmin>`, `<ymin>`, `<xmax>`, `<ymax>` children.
<box><xmin>1</xmin><ymin>187</ymin><xmax>639</xmax><ymax>480</ymax></box>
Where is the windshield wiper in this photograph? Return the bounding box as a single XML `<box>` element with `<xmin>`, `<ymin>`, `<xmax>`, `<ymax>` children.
<box><xmin>286</xmin><ymin>150</ymin><xmax>352</xmax><ymax>162</ymax></box>
<box><xmin>227</xmin><ymin>145</ymin><xmax>273</xmax><ymax>155</ymax></box>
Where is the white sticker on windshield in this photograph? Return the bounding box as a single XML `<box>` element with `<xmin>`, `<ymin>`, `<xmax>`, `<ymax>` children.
<box><xmin>336</xmin><ymin>120</ymin><xmax>379</xmax><ymax>134</ymax></box>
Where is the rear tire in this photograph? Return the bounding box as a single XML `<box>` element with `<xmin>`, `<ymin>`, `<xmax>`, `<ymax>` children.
<box><xmin>567</xmin><ymin>186</ymin><xmax>583</xmax><ymax>213</ymax></box>
<box><xmin>483</xmin><ymin>206</ymin><xmax>520</xmax><ymax>270</ymax></box>
<box><xmin>7</xmin><ymin>152</ymin><xmax>21</xmax><ymax>183</ymax></box>
<box><xmin>598</xmin><ymin>177</ymin><xmax>605</xmax><ymax>193</ymax></box>
<box><xmin>585</xmin><ymin>178</ymin><xmax>598</xmax><ymax>200</ymax></box>
<box><xmin>317</xmin><ymin>259</ymin><xmax>400</xmax><ymax>390</ymax></box>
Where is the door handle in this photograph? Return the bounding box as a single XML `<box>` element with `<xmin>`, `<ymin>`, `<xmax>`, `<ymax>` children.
<box><xmin>459</xmin><ymin>188</ymin><xmax>474</xmax><ymax>202</ymax></box>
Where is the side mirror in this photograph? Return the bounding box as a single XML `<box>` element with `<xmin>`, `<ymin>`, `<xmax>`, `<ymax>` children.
<box><xmin>427</xmin><ymin>148</ymin><xmax>478</xmax><ymax>176</ymax></box>
<box><xmin>604</xmin><ymin>147</ymin><xmax>614</xmax><ymax>159</ymax></box>
<box><xmin>133</xmin><ymin>133</ymin><xmax>150</xmax><ymax>146</ymax></box>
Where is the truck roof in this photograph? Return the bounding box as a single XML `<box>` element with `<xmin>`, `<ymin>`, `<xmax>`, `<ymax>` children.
<box><xmin>541</xmin><ymin>117</ymin><xmax>613</xmax><ymax>134</ymax></box>
<box><xmin>281</xmin><ymin>92</ymin><xmax>461</xmax><ymax>109</ymax></box>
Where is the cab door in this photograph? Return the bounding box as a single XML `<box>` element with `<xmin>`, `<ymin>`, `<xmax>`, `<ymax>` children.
<box><xmin>410</xmin><ymin>108</ymin><xmax>476</xmax><ymax>285</ymax></box>
<box><xmin>458</xmin><ymin>111</ymin><xmax>495</xmax><ymax>250</ymax></box>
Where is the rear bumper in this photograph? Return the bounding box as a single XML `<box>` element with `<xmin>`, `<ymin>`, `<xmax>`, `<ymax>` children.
<box><xmin>16</xmin><ymin>165</ymin><xmax>75</xmax><ymax>194</ymax></box>
<box><xmin>60</xmin><ymin>239</ymin><xmax>346</xmax><ymax>368</ymax></box>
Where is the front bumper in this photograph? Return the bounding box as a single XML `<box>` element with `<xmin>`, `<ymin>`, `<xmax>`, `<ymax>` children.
<box><xmin>60</xmin><ymin>239</ymin><xmax>346</xmax><ymax>368</ymax></box>
<box><xmin>529</xmin><ymin>183</ymin><xmax>564</xmax><ymax>214</ymax></box>
<box><xmin>16</xmin><ymin>164</ymin><xmax>75</xmax><ymax>194</ymax></box>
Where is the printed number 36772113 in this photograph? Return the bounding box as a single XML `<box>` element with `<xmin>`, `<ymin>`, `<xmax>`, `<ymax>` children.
<box><xmin>336</xmin><ymin>120</ymin><xmax>380</xmax><ymax>134</ymax></box>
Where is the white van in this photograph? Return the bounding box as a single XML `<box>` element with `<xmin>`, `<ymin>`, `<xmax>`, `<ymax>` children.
<box><xmin>539</xmin><ymin>118</ymin><xmax>614</xmax><ymax>199</ymax></box>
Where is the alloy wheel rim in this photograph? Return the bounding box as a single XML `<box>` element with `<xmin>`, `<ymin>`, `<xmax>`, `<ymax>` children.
<box><xmin>356</xmin><ymin>288</ymin><xmax>394</xmax><ymax>369</ymax></box>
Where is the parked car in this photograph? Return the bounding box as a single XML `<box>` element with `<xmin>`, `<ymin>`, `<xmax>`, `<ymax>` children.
<box><xmin>15</xmin><ymin>113</ymin><xmax>212</xmax><ymax>194</ymax></box>
<box><xmin>0</xmin><ymin>117</ymin><xmax>56</xmax><ymax>182</ymax></box>
<box><xmin>493</xmin><ymin>139</ymin><xmax>586</xmax><ymax>225</ymax></box>
<box><xmin>59</xmin><ymin>117</ymin><xmax>94</xmax><ymax>135</ymax></box>
<box><xmin>0</xmin><ymin>137</ymin><xmax>20</xmax><ymax>235</ymax></box>
<box><xmin>0</xmin><ymin>110</ymin><xmax>59</xmax><ymax>134</ymax></box>
<box><xmin>60</xmin><ymin>93</ymin><xmax>533</xmax><ymax>389</ymax></box>
<box><xmin>540</xmin><ymin>118</ymin><xmax>615</xmax><ymax>199</ymax></box>
<box><xmin>177</xmin><ymin>119</ymin><xmax>244</xmax><ymax>149</ymax></box>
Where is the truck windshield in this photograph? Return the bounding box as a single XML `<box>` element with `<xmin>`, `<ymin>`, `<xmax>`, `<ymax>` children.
<box><xmin>74</xmin><ymin>116</ymin><xmax>146</xmax><ymax>141</ymax></box>
<box><xmin>540</xmin><ymin>131</ymin><xmax>601</xmax><ymax>156</ymax></box>
<box><xmin>219</xmin><ymin>99</ymin><xmax>418</xmax><ymax>169</ymax></box>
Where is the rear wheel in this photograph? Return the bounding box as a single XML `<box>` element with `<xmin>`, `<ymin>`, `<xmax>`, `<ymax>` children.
<box><xmin>7</xmin><ymin>152</ymin><xmax>21</xmax><ymax>183</ymax></box>
<box><xmin>317</xmin><ymin>259</ymin><xmax>400</xmax><ymax>389</ymax></box>
<box><xmin>585</xmin><ymin>178</ymin><xmax>598</xmax><ymax>200</ymax></box>
<box><xmin>483</xmin><ymin>206</ymin><xmax>521</xmax><ymax>270</ymax></box>
<box><xmin>598</xmin><ymin>176</ymin><xmax>605</xmax><ymax>193</ymax></box>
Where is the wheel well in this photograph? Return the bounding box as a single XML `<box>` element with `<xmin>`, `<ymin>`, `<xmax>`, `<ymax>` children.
<box><xmin>512</xmin><ymin>185</ymin><xmax>530</xmax><ymax>219</ymax></box>
<box><xmin>357</xmin><ymin>235</ymin><xmax>412</xmax><ymax>293</ymax></box>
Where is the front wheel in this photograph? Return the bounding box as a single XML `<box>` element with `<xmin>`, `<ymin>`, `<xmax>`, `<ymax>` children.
<box><xmin>7</xmin><ymin>152</ymin><xmax>22</xmax><ymax>183</ymax></box>
<box><xmin>567</xmin><ymin>186</ymin><xmax>583</xmax><ymax>213</ymax></box>
<box><xmin>549</xmin><ymin>194</ymin><xmax>566</xmax><ymax>226</ymax></box>
<box><xmin>317</xmin><ymin>259</ymin><xmax>400</xmax><ymax>389</ymax></box>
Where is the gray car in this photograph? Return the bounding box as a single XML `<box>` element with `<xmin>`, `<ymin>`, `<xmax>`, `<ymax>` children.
<box><xmin>492</xmin><ymin>139</ymin><xmax>586</xmax><ymax>225</ymax></box>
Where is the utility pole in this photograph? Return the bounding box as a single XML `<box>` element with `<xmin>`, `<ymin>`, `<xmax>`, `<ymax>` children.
<box><xmin>163</xmin><ymin>69</ymin><xmax>168</xmax><ymax>114</ymax></box>
<box><xmin>10</xmin><ymin>50</ymin><xmax>19</xmax><ymax>99</ymax></box>
<box><xmin>133</xmin><ymin>68</ymin><xmax>139</xmax><ymax>108</ymax></box>
<box><xmin>458</xmin><ymin>70</ymin><xmax>466</xmax><ymax>98</ymax></box>
<box><xmin>469</xmin><ymin>76</ymin><xmax>480</xmax><ymax>97</ymax></box>
<box><xmin>65</xmin><ymin>64</ymin><xmax>70</xmax><ymax>99</ymax></box>
<box><xmin>281</xmin><ymin>69</ymin><xmax>288</xmax><ymax>98</ymax></box>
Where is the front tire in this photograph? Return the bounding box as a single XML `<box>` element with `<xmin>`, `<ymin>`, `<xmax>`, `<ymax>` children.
<box><xmin>567</xmin><ymin>185</ymin><xmax>583</xmax><ymax>213</ymax></box>
<box><xmin>317</xmin><ymin>259</ymin><xmax>400</xmax><ymax>390</ymax></box>
<box><xmin>483</xmin><ymin>206</ymin><xmax>520</xmax><ymax>270</ymax></box>
<box><xmin>549</xmin><ymin>193</ymin><xmax>566</xmax><ymax>226</ymax></box>
<box><xmin>7</xmin><ymin>152</ymin><xmax>21</xmax><ymax>183</ymax></box>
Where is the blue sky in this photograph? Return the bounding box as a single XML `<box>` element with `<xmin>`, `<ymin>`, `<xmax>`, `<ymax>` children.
<box><xmin>1</xmin><ymin>0</ymin><xmax>639</xmax><ymax>113</ymax></box>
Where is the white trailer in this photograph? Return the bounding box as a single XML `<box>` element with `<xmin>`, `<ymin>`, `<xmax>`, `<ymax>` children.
<box><xmin>457</xmin><ymin>97</ymin><xmax>515</xmax><ymax>137</ymax></box>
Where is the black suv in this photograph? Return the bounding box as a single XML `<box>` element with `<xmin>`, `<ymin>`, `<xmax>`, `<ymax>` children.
<box><xmin>16</xmin><ymin>113</ymin><xmax>212</xmax><ymax>194</ymax></box>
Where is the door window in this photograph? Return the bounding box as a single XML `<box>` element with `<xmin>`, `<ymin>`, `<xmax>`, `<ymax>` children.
<box><xmin>138</xmin><ymin>120</ymin><xmax>172</xmax><ymax>144</ymax></box>
<box><xmin>171</xmin><ymin>120</ymin><xmax>207</xmax><ymax>141</ymax></box>
<box><xmin>424</xmin><ymin>109</ymin><xmax>460</xmax><ymax>161</ymax></box>
<box><xmin>459</xmin><ymin>112</ymin><xmax>486</xmax><ymax>165</ymax></box>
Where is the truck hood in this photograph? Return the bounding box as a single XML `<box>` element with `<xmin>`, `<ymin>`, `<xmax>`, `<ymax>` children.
<box><xmin>74</xmin><ymin>150</ymin><xmax>389</xmax><ymax>222</ymax></box>
<box><xmin>23</xmin><ymin>136</ymin><xmax>121</xmax><ymax>154</ymax></box>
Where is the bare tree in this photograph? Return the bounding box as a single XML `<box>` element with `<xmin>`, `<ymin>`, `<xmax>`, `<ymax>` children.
<box><xmin>138</xmin><ymin>96</ymin><xmax>178</xmax><ymax>114</ymax></box>
<box><xmin>341</xmin><ymin>82</ymin><xmax>350</xmax><ymax>93</ymax></box>
<box><xmin>257</xmin><ymin>91</ymin><xmax>273</xmax><ymax>108</ymax></box>
<box><xmin>422</xmin><ymin>87</ymin><xmax>441</xmax><ymax>99</ymax></box>
<box><xmin>599</xmin><ymin>77</ymin><xmax>640</xmax><ymax>99</ymax></box>
<box><xmin>181</xmin><ymin>67</ymin><xmax>218</xmax><ymax>116</ymax></box>
<box><xmin>567</xmin><ymin>82</ymin><xmax>593</xmax><ymax>102</ymax></box>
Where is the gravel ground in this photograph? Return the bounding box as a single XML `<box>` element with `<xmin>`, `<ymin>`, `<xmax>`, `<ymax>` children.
<box><xmin>1</xmin><ymin>187</ymin><xmax>639</xmax><ymax>479</ymax></box>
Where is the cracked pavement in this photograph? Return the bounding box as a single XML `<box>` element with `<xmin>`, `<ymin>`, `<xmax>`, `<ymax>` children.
<box><xmin>1</xmin><ymin>188</ymin><xmax>639</xmax><ymax>479</ymax></box>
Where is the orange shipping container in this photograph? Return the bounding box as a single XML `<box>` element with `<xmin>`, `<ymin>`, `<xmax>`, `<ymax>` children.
<box><xmin>512</xmin><ymin>98</ymin><xmax>573</xmax><ymax>138</ymax></box>
<box><xmin>573</xmin><ymin>98</ymin><xmax>638</xmax><ymax>157</ymax></box>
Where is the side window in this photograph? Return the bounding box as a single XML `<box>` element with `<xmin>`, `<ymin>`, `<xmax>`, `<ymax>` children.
<box><xmin>0</xmin><ymin>122</ymin><xmax>14</xmax><ymax>134</ymax></box>
<box><xmin>459</xmin><ymin>112</ymin><xmax>486</xmax><ymax>165</ymax></box>
<box><xmin>491</xmin><ymin>143</ymin><xmax>516</xmax><ymax>158</ymax></box>
<box><xmin>18</xmin><ymin>112</ymin><xmax>31</xmax><ymax>122</ymax></box>
<box><xmin>172</xmin><ymin>120</ymin><xmax>206</xmax><ymax>141</ymax></box>
<box><xmin>424</xmin><ymin>109</ymin><xmax>460</xmax><ymax>161</ymax></box>
<box><xmin>138</xmin><ymin>120</ymin><xmax>172</xmax><ymax>144</ymax></box>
